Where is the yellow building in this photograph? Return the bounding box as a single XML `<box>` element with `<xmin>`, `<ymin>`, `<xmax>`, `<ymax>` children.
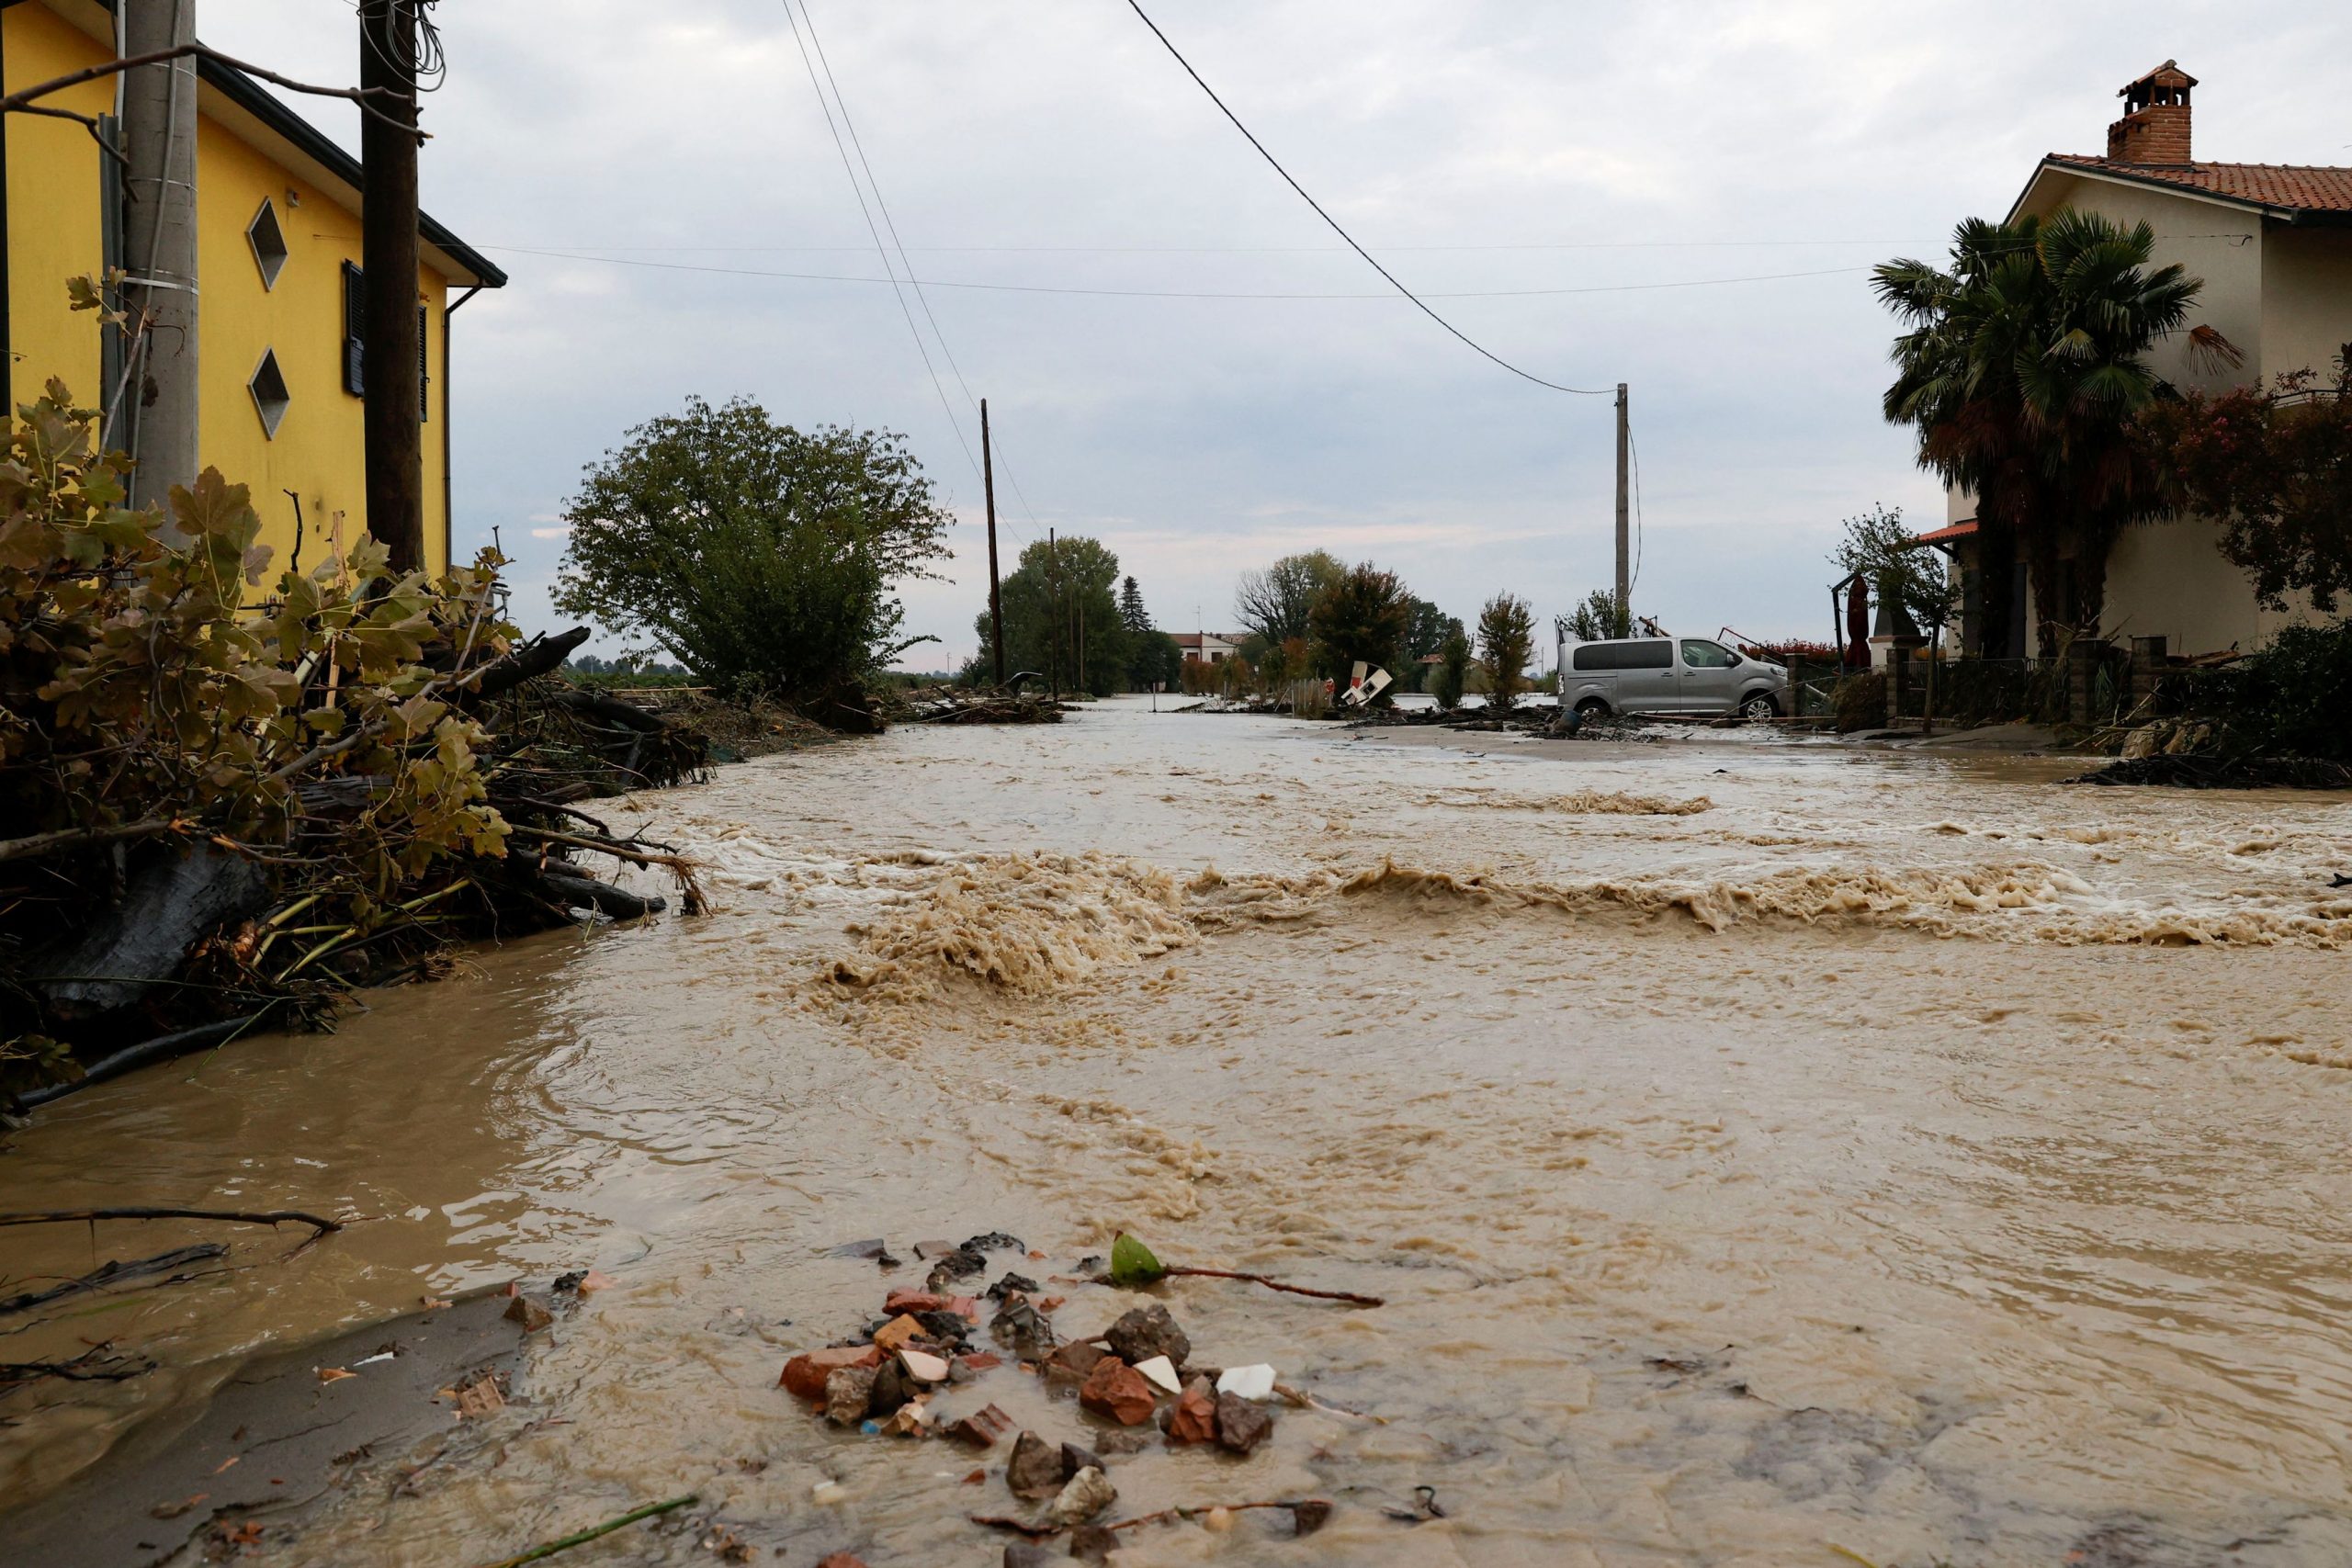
<box><xmin>2</xmin><ymin>0</ymin><xmax>505</xmax><ymax>574</ymax></box>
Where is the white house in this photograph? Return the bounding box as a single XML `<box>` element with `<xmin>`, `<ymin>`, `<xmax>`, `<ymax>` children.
<box><xmin>1934</xmin><ymin>62</ymin><xmax>2352</xmax><ymax>658</ymax></box>
<box><xmin>1170</xmin><ymin>631</ymin><xmax>1245</xmax><ymax>665</ymax></box>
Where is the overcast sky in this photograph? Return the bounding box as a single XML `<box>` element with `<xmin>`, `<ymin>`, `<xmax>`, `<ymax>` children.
<box><xmin>213</xmin><ymin>0</ymin><xmax>2349</xmax><ymax>666</ymax></box>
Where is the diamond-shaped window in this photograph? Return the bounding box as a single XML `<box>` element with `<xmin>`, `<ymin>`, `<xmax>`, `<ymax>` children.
<box><xmin>248</xmin><ymin>348</ymin><xmax>290</xmax><ymax>439</ymax></box>
<box><xmin>247</xmin><ymin>197</ymin><xmax>288</xmax><ymax>290</ymax></box>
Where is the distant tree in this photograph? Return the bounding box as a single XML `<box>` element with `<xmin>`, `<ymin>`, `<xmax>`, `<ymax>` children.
<box><xmin>1119</xmin><ymin>575</ymin><xmax>1152</xmax><ymax>637</ymax></box>
<box><xmin>976</xmin><ymin>534</ymin><xmax>1135</xmax><ymax>696</ymax></box>
<box><xmin>2142</xmin><ymin>352</ymin><xmax>2352</xmax><ymax>613</ymax></box>
<box><xmin>1431</xmin><ymin>629</ymin><xmax>1472</xmax><ymax>709</ymax></box>
<box><xmin>1476</xmin><ymin>592</ymin><xmax>1536</xmax><ymax>712</ymax></box>
<box><xmin>1133</xmin><ymin>629</ymin><xmax>1184</xmax><ymax>691</ymax></box>
<box><xmin>1562</xmin><ymin>588</ymin><xmax>1629</xmax><ymax>642</ymax></box>
<box><xmin>555</xmin><ymin>396</ymin><xmax>947</xmax><ymax>696</ymax></box>
<box><xmin>1306</xmin><ymin>562</ymin><xmax>1411</xmax><ymax>697</ymax></box>
<box><xmin>1234</xmin><ymin>550</ymin><xmax>1345</xmax><ymax>648</ymax></box>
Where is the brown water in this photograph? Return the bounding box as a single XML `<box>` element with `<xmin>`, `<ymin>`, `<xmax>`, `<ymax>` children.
<box><xmin>6</xmin><ymin>703</ymin><xmax>2352</xmax><ymax>1565</ymax></box>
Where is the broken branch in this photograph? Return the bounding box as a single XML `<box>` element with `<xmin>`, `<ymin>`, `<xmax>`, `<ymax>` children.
<box><xmin>0</xmin><ymin>1243</ymin><xmax>227</xmax><ymax>1316</ymax></box>
<box><xmin>0</xmin><ymin>42</ymin><xmax>427</xmax><ymax>141</ymax></box>
<box><xmin>1160</xmin><ymin>1267</ymin><xmax>1385</xmax><ymax>1307</ymax></box>
<box><xmin>0</xmin><ymin>1206</ymin><xmax>343</xmax><ymax>1240</ymax></box>
<box><xmin>470</xmin><ymin>1494</ymin><xmax>698</xmax><ymax>1568</ymax></box>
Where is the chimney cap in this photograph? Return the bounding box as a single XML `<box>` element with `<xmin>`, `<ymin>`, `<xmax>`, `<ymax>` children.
<box><xmin>2119</xmin><ymin>60</ymin><xmax>2197</xmax><ymax>97</ymax></box>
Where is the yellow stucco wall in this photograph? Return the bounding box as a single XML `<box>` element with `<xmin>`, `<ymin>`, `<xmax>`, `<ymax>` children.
<box><xmin>2260</xmin><ymin>226</ymin><xmax>2352</xmax><ymax>385</ymax></box>
<box><xmin>4</xmin><ymin>2</ymin><xmax>107</xmax><ymax>402</ymax></box>
<box><xmin>5</xmin><ymin>2</ymin><xmax>451</xmax><ymax>578</ymax></box>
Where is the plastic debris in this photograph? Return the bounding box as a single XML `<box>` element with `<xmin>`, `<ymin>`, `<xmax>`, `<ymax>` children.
<box><xmin>1133</xmin><ymin>1354</ymin><xmax>1182</xmax><ymax>1394</ymax></box>
<box><xmin>1216</xmin><ymin>1363</ymin><xmax>1276</xmax><ymax>1401</ymax></box>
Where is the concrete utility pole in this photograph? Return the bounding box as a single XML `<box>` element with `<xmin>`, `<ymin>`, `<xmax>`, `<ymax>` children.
<box><xmin>120</xmin><ymin>0</ymin><xmax>200</xmax><ymax>513</ymax></box>
<box><xmin>1048</xmin><ymin>528</ymin><xmax>1064</xmax><ymax>703</ymax></box>
<box><xmin>359</xmin><ymin>0</ymin><xmax>424</xmax><ymax>570</ymax></box>
<box><xmin>1613</xmin><ymin>381</ymin><xmax>1630</xmax><ymax>632</ymax></box>
<box><xmin>981</xmin><ymin>399</ymin><xmax>1004</xmax><ymax>684</ymax></box>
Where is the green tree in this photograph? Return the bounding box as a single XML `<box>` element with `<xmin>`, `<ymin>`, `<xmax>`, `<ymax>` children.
<box><xmin>1119</xmin><ymin>576</ymin><xmax>1152</xmax><ymax>637</ymax></box>
<box><xmin>1476</xmin><ymin>592</ymin><xmax>1536</xmax><ymax>712</ymax></box>
<box><xmin>1561</xmin><ymin>587</ymin><xmax>1629</xmax><ymax>642</ymax></box>
<box><xmin>1233</xmin><ymin>550</ymin><xmax>1345</xmax><ymax>648</ymax></box>
<box><xmin>1307</xmin><ymin>561</ymin><xmax>1411</xmax><ymax>698</ymax></box>
<box><xmin>1875</xmin><ymin>211</ymin><xmax>2206</xmax><ymax>655</ymax></box>
<box><xmin>976</xmin><ymin>535</ymin><xmax>1135</xmax><ymax>696</ymax></box>
<box><xmin>554</xmin><ymin>396</ymin><xmax>948</xmax><ymax>696</ymax></box>
<box><xmin>1834</xmin><ymin>503</ymin><xmax>1960</xmax><ymax>643</ymax></box>
<box><xmin>1431</xmin><ymin>629</ymin><xmax>1472</xmax><ymax>709</ymax></box>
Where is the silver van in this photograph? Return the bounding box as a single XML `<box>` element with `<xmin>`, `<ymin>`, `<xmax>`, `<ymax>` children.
<box><xmin>1558</xmin><ymin>637</ymin><xmax>1788</xmax><ymax>720</ymax></box>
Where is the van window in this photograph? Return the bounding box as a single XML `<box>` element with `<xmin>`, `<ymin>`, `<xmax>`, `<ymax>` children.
<box><xmin>1573</xmin><ymin>639</ymin><xmax>1671</xmax><ymax>671</ymax></box>
<box><xmin>1679</xmin><ymin>639</ymin><xmax>1736</xmax><ymax>669</ymax></box>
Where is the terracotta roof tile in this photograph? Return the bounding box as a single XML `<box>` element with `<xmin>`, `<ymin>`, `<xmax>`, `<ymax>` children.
<box><xmin>2045</xmin><ymin>154</ymin><xmax>2352</xmax><ymax>214</ymax></box>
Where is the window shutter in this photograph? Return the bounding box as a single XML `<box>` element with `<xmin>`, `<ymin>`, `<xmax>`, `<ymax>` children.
<box><xmin>418</xmin><ymin>303</ymin><xmax>430</xmax><ymax>422</ymax></box>
<box><xmin>341</xmin><ymin>261</ymin><xmax>366</xmax><ymax>395</ymax></box>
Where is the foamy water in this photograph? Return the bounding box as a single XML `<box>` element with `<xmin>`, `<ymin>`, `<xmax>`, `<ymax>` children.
<box><xmin>6</xmin><ymin>700</ymin><xmax>2350</xmax><ymax>1564</ymax></box>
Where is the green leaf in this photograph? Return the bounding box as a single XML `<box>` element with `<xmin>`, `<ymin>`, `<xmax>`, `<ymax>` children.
<box><xmin>1108</xmin><ymin>1232</ymin><xmax>1164</xmax><ymax>1287</ymax></box>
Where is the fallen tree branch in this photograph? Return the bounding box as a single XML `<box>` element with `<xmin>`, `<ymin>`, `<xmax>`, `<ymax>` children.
<box><xmin>0</xmin><ymin>816</ymin><xmax>182</xmax><ymax>865</ymax></box>
<box><xmin>1160</xmin><ymin>1267</ymin><xmax>1385</xmax><ymax>1307</ymax></box>
<box><xmin>537</xmin><ymin>870</ymin><xmax>665</xmax><ymax>921</ymax></box>
<box><xmin>467</xmin><ymin>627</ymin><xmax>593</xmax><ymax>703</ymax></box>
<box><xmin>0</xmin><ymin>1243</ymin><xmax>226</xmax><ymax>1316</ymax></box>
<box><xmin>470</xmin><ymin>1494</ymin><xmax>697</xmax><ymax>1568</ymax></box>
<box><xmin>11</xmin><ymin>1009</ymin><xmax>285</xmax><ymax>1110</ymax></box>
<box><xmin>0</xmin><ymin>1206</ymin><xmax>343</xmax><ymax>1240</ymax></box>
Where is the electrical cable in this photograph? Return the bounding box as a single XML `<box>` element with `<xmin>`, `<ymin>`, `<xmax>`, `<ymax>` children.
<box><xmin>479</xmin><ymin>246</ymin><xmax>1871</xmax><ymax>301</ymax></box>
<box><xmin>1628</xmin><ymin>420</ymin><xmax>1645</xmax><ymax>597</ymax></box>
<box><xmin>1117</xmin><ymin>0</ymin><xmax>1609</xmax><ymax>394</ymax></box>
<box><xmin>777</xmin><ymin>0</ymin><xmax>982</xmax><ymax>488</ymax></box>
<box><xmin>790</xmin><ymin>0</ymin><xmax>1039</xmax><ymax>545</ymax></box>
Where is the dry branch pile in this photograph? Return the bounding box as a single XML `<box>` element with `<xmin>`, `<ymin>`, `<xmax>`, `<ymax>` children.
<box><xmin>1</xmin><ymin>382</ymin><xmax>705</xmax><ymax>1104</ymax></box>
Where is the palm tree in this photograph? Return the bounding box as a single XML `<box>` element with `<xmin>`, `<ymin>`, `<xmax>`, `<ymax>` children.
<box><xmin>1874</xmin><ymin>212</ymin><xmax>2207</xmax><ymax>656</ymax></box>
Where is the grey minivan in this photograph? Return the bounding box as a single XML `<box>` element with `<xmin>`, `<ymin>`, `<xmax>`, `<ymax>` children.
<box><xmin>1558</xmin><ymin>637</ymin><xmax>1788</xmax><ymax>720</ymax></box>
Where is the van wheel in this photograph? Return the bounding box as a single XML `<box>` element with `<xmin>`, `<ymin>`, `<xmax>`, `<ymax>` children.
<box><xmin>1575</xmin><ymin>697</ymin><xmax>1611</xmax><ymax>720</ymax></box>
<box><xmin>1738</xmin><ymin>692</ymin><xmax>1779</xmax><ymax>721</ymax></box>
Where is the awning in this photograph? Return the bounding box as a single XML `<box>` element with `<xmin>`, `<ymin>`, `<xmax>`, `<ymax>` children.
<box><xmin>1912</xmin><ymin>519</ymin><xmax>1981</xmax><ymax>546</ymax></box>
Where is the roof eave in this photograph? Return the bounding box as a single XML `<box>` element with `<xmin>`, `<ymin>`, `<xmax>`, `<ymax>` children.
<box><xmin>2010</xmin><ymin>156</ymin><xmax>2303</xmax><ymax>226</ymax></box>
<box><xmin>193</xmin><ymin>54</ymin><xmax>507</xmax><ymax>288</ymax></box>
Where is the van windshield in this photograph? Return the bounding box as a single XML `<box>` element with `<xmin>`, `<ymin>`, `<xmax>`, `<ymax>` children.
<box><xmin>1572</xmin><ymin>640</ymin><xmax>1672</xmax><ymax>671</ymax></box>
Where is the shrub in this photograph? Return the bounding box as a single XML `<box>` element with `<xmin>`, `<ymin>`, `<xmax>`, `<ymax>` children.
<box><xmin>555</xmin><ymin>396</ymin><xmax>946</xmax><ymax>702</ymax></box>
<box><xmin>1476</xmin><ymin>592</ymin><xmax>1536</xmax><ymax>712</ymax></box>
<box><xmin>1306</xmin><ymin>562</ymin><xmax>1410</xmax><ymax>695</ymax></box>
<box><xmin>1431</xmin><ymin>630</ymin><xmax>1471</xmax><ymax>709</ymax></box>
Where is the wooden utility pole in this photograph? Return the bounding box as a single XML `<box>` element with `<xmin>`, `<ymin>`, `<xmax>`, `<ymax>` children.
<box><xmin>1047</xmin><ymin>527</ymin><xmax>1064</xmax><ymax>703</ymax></box>
<box><xmin>359</xmin><ymin>0</ymin><xmax>424</xmax><ymax>570</ymax></box>
<box><xmin>981</xmin><ymin>399</ymin><xmax>1004</xmax><ymax>685</ymax></box>
<box><xmin>120</xmin><ymin>0</ymin><xmax>200</xmax><ymax>513</ymax></box>
<box><xmin>1613</xmin><ymin>382</ymin><xmax>1630</xmax><ymax>633</ymax></box>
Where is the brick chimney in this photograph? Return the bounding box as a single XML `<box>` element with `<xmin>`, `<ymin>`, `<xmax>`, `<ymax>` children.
<box><xmin>2107</xmin><ymin>61</ymin><xmax>2195</xmax><ymax>164</ymax></box>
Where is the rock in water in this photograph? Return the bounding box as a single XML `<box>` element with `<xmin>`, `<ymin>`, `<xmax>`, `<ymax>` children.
<box><xmin>1103</xmin><ymin>1303</ymin><xmax>1190</xmax><ymax>1369</ymax></box>
<box><xmin>1079</xmin><ymin>1359</ymin><xmax>1159</xmax><ymax>1426</ymax></box>
<box><xmin>1068</xmin><ymin>1523</ymin><xmax>1117</xmax><ymax>1563</ymax></box>
<box><xmin>990</xmin><ymin>1298</ymin><xmax>1057</xmax><ymax>1359</ymax></box>
<box><xmin>1002</xmin><ymin>1545</ymin><xmax>1053</xmax><ymax>1568</ymax></box>
<box><xmin>1058</xmin><ymin>1441</ymin><xmax>1102</xmax><ymax>1481</ymax></box>
<box><xmin>1006</xmin><ymin>1429</ymin><xmax>1064</xmax><ymax>1499</ymax></box>
<box><xmin>823</xmin><ymin>1365</ymin><xmax>877</xmax><ymax>1426</ymax></box>
<box><xmin>1214</xmin><ymin>1391</ymin><xmax>1273</xmax><ymax>1455</ymax></box>
<box><xmin>1052</xmin><ymin>1466</ymin><xmax>1117</xmax><ymax>1525</ymax></box>
<box><xmin>780</xmin><ymin>1345</ymin><xmax>878</xmax><ymax>1400</ymax></box>
<box><xmin>1162</xmin><ymin>1376</ymin><xmax>1217</xmax><ymax>1445</ymax></box>
<box><xmin>945</xmin><ymin>1404</ymin><xmax>1014</xmax><ymax>1450</ymax></box>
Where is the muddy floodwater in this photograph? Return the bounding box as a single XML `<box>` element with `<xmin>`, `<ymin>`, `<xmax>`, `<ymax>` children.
<box><xmin>6</xmin><ymin>701</ymin><xmax>2352</xmax><ymax>1565</ymax></box>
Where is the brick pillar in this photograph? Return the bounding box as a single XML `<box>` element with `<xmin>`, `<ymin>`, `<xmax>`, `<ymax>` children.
<box><xmin>2066</xmin><ymin>641</ymin><xmax>2100</xmax><ymax>725</ymax></box>
<box><xmin>1886</xmin><ymin>646</ymin><xmax>1909</xmax><ymax>727</ymax></box>
<box><xmin>2130</xmin><ymin>636</ymin><xmax>2166</xmax><ymax>714</ymax></box>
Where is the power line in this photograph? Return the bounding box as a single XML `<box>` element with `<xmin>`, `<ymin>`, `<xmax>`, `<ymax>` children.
<box><xmin>777</xmin><ymin>0</ymin><xmax>981</xmax><ymax>487</ymax></box>
<box><xmin>790</xmin><ymin>0</ymin><xmax>1041</xmax><ymax>546</ymax></box>
<box><xmin>480</xmin><ymin>246</ymin><xmax>1871</xmax><ymax>301</ymax></box>
<box><xmin>1117</xmin><ymin>0</ymin><xmax>1609</xmax><ymax>395</ymax></box>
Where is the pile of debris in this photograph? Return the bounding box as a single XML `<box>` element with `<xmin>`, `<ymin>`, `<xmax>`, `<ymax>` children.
<box><xmin>777</xmin><ymin>1235</ymin><xmax>1336</xmax><ymax>1563</ymax></box>
<box><xmin>887</xmin><ymin>684</ymin><xmax>1067</xmax><ymax>726</ymax></box>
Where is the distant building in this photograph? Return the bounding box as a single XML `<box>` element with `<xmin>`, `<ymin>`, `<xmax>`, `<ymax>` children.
<box><xmin>1170</xmin><ymin>631</ymin><xmax>1246</xmax><ymax>665</ymax></box>
<box><xmin>2</xmin><ymin>0</ymin><xmax>507</xmax><ymax>577</ymax></box>
<box><xmin>1936</xmin><ymin>62</ymin><xmax>2352</xmax><ymax>658</ymax></box>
